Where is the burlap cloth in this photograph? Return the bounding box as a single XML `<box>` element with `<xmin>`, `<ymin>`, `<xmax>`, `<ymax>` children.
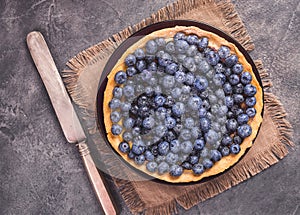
<box><xmin>62</xmin><ymin>0</ymin><xmax>294</xmax><ymax>214</ymax></box>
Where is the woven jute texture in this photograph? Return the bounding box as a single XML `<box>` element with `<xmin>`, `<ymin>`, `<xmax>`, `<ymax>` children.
<box><xmin>62</xmin><ymin>0</ymin><xmax>294</xmax><ymax>214</ymax></box>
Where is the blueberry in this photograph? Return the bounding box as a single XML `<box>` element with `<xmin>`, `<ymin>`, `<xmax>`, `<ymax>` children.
<box><xmin>175</xmin><ymin>40</ymin><xmax>189</xmax><ymax>54</ymax></box>
<box><xmin>165</xmin><ymin>96</ymin><xmax>175</xmax><ymax>108</ymax></box>
<box><xmin>110</xmin><ymin>111</ymin><xmax>121</xmax><ymax>123</ymax></box>
<box><xmin>191</xmin><ymin>127</ymin><xmax>201</xmax><ymax>139</ymax></box>
<box><xmin>198</xmin><ymin>107</ymin><xmax>207</xmax><ymax>118</ymax></box>
<box><xmin>186</xmin><ymin>34</ymin><xmax>199</xmax><ymax>45</ymax></box>
<box><xmin>237</xmin><ymin>124</ymin><xmax>252</xmax><ymax>138</ymax></box>
<box><xmin>225</xmin><ymin>55</ymin><xmax>238</xmax><ymax>67</ymax></box>
<box><xmin>166</xmin><ymin>41</ymin><xmax>175</xmax><ymax>53</ymax></box>
<box><xmin>198</xmin><ymin>37</ymin><xmax>209</xmax><ymax>50</ymax></box>
<box><xmin>226</xmin><ymin>118</ymin><xmax>238</xmax><ymax>132</ymax></box>
<box><xmin>232</xmin><ymin>63</ymin><xmax>243</xmax><ymax>75</ymax></box>
<box><xmin>111</xmin><ymin>124</ymin><xmax>122</xmax><ymax>135</ymax></box>
<box><xmin>192</xmin><ymin>163</ymin><xmax>205</xmax><ymax>175</ymax></box>
<box><xmin>210</xmin><ymin>149</ymin><xmax>222</xmax><ymax>162</ymax></box>
<box><xmin>197</xmin><ymin>60</ymin><xmax>211</xmax><ymax>73</ymax></box>
<box><xmin>166</xmin><ymin>152</ymin><xmax>179</xmax><ymax>164</ymax></box>
<box><xmin>246</xmin><ymin>107</ymin><xmax>256</xmax><ymax>118</ymax></box>
<box><xmin>233</xmin><ymin>83</ymin><xmax>244</xmax><ymax>94</ymax></box>
<box><xmin>158</xmin><ymin>141</ymin><xmax>169</xmax><ymax>155</ymax></box>
<box><xmin>125</xmin><ymin>54</ymin><xmax>136</xmax><ymax>67</ymax></box>
<box><xmin>174</xmin><ymin>32</ymin><xmax>186</xmax><ymax>41</ymax></box>
<box><xmin>181</xmin><ymin>140</ymin><xmax>193</xmax><ymax>154</ymax></box>
<box><xmin>224</xmin><ymin>67</ymin><xmax>232</xmax><ymax>77</ymax></box>
<box><xmin>166</xmin><ymin>63</ymin><xmax>178</xmax><ymax>75</ymax></box>
<box><xmin>155</xmin><ymin>107</ymin><xmax>167</xmax><ymax>120</ymax></box>
<box><xmin>145</xmin><ymin>40</ymin><xmax>158</xmax><ymax>54</ymax></box>
<box><xmin>180</xmin><ymin>129</ymin><xmax>192</xmax><ymax>141</ymax></box>
<box><xmin>232</xmin><ymin>106</ymin><xmax>244</xmax><ymax>116</ymax></box>
<box><xmin>134</xmin><ymin>154</ymin><xmax>145</xmax><ymax>165</ymax></box>
<box><xmin>128</xmin><ymin>150</ymin><xmax>135</xmax><ymax>159</ymax></box>
<box><xmin>244</xmin><ymin>84</ymin><xmax>257</xmax><ymax>96</ymax></box>
<box><xmin>189</xmin><ymin>155</ymin><xmax>199</xmax><ymax>165</ymax></box>
<box><xmin>158</xmin><ymin>52</ymin><xmax>173</xmax><ymax>67</ymax></box>
<box><xmin>218</xmin><ymin>46</ymin><xmax>231</xmax><ymax>59</ymax></box>
<box><xmin>141</xmin><ymin>69</ymin><xmax>153</xmax><ymax>81</ymax></box>
<box><xmin>241</xmin><ymin>71</ymin><xmax>252</xmax><ymax>85</ymax></box>
<box><xmin>114</xmin><ymin>71</ymin><xmax>127</xmax><ymax>84</ymax></box>
<box><xmin>194</xmin><ymin>139</ymin><xmax>205</xmax><ymax>150</ymax></box>
<box><xmin>203</xmin><ymin>47</ymin><xmax>212</xmax><ymax>56</ymax></box>
<box><xmin>145</xmin><ymin>55</ymin><xmax>155</xmax><ymax>64</ymax></box>
<box><xmin>184</xmin><ymin>117</ymin><xmax>195</xmax><ymax>129</ymax></box>
<box><xmin>146</xmin><ymin>161</ymin><xmax>158</xmax><ymax>172</ymax></box>
<box><xmin>182</xmin><ymin>85</ymin><xmax>191</xmax><ymax>94</ymax></box>
<box><xmin>182</xmin><ymin>162</ymin><xmax>193</xmax><ymax>170</ymax></box>
<box><xmin>136</xmin><ymin>60</ymin><xmax>147</xmax><ymax>72</ymax></box>
<box><xmin>144</xmin><ymin>86</ymin><xmax>154</xmax><ymax>96</ymax></box>
<box><xmin>221</xmin><ymin>135</ymin><xmax>232</xmax><ymax>146</ymax></box>
<box><xmin>193</xmin><ymin>76</ymin><xmax>208</xmax><ymax>91</ymax></box>
<box><xmin>154</xmin><ymin>95</ymin><xmax>166</xmax><ymax>107</ymax></box>
<box><xmin>132</xmin><ymin>140</ymin><xmax>146</xmax><ymax>155</ymax></box>
<box><xmin>172</xmin><ymin>102</ymin><xmax>185</xmax><ymax>117</ymax></box>
<box><xmin>203</xmin><ymin>158</ymin><xmax>213</xmax><ymax>169</ymax></box>
<box><xmin>186</xmin><ymin>45</ymin><xmax>198</xmax><ymax>57</ymax></box>
<box><xmin>165</xmin><ymin>116</ymin><xmax>176</xmax><ymax>129</ymax></box>
<box><xmin>233</xmin><ymin>135</ymin><xmax>242</xmax><ymax>145</ymax></box>
<box><xmin>171</xmin><ymin>87</ymin><xmax>182</xmax><ymax>99</ymax></box>
<box><xmin>123</xmin><ymin>85</ymin><xmax>135</xmax><ymax>97</ymax></box>
<box><xmin>206</xmin><ymin>50</ymin><xmax>220</xmax><ymax>66</ymax></box>
<box><xmin>125</xmin><ymin>67</ymin><xmax>136</xmax><ymax>77</ymax></box>
<box><xmin>218</xmin><ymin>105</ymin><xmax>228</xmax><ymax>117</ymax></box>
<box><xmin>122</xmin><ymin>132</ymin><xmax>133</xmax><ymax>142</ymax></box>
<box><xmin>184</xmin><ymin>72</ymin><xmax>195</xmax><ymax>86</ymax></box>
<box><xmin>200</xmin><ymin>117</ymin><xmax>211</xmax><ymax>133</ymax></box>
<box><xmin>165</xmin><ymin>130</ymin><xmax>177</xmax><ymax>142</ymax></box>
<box><xmin>158</xmin><ymin>161</ymin><xmax>170</xmax><ymax>175</ymax></box>
<box><xmin>188</xmin><ymin>95</ymin><xmax>202</xmax><ymax>110</ymax></box>
<box><xmin>237</xmin><ymin>113</ymin><xmax>249</xmax><ymax>125</ymax></box>
<box><xmin>144</xmin><ymin>150</ymin><xmax>155</xmax><ymax>161</ymax></box>
<box><xmin>170</xmin><ymin>139</ymin><xmax>180</xmax><ymax>153</ymax></box>
<box><xmin>220</xmin><ymin>146</ymin><xmax>230</xmax><ymax>156</ymax></box>
<box><xmin>205</xmin><ymin>130</ymin><xmax>219</xmax><ymax>144</ymax></box>
<box><xmin>123</xmin><ymin>117</ymin><xmax>135</xmax><ymax>129</ymax></box>
<box><xmin>118</xmin><ymin>141</ymin><xmax>130</xmax><ymax>153</ymax></box>
<box><xmin>229</xmin><ymin>74</ymin><xmax>240</xmax><ymax>85</ymax></box>
<box><xmin>143</xmin><ymin>117</ymin><xmax>155</xmax><ymax>129</ymax></box>
<box><xmin>155</xmin><ymin>37</ymin><xmax>166</xmax><ymax>49</ymax></box>
<box><xmin>137</xmin><ymin>95</ymin><xmax>148</xmax><ymax>107</ymax></box>
<box><xmin>134</xmin><ymin>48</ymin><xmax>145</xmax><ymax>60</ymax></box>
<box><xmin>113</xmin><ymin>87</ymin><xmax>123</xmax><ymax>99</ymax></box>
<box><xmin>183</xmin><ymin>57</ymin><xmax>196</xmax><ymax>72</ymax></box>
<box><xmin>215</xmin><ymin>89</ymin><xmax>225</xmax><ymax>99</ymax></box>
<box><xmin>162</xmin><ymin>75</ymin><xmax>175</xmax><ymax>89</ymax></box>
<box><xmin>230</xmin><ymin>144</ymin><xmax>240</xmax><ymax>154</ymax></box>
<box><xmin>169</xmin><ymin>165</ymin><xmax>183</xmax><ymax>177</ymax></box>
<box><xmin>213</xmin><ymin>63</ymin><xmax>224</xmax><ymax>74</ymax></box>
<box><xmin>132</xmin><ymin>127</ymin><xmax>141</xmax><ymax>137</ymax></box>
<box><xmin>147</xmin><ymin>62</ymin><xmax>157</xmax><ymax>72</ymax></box>
<box><xmin>233</xmin><ymin>94</ymin><xmax>244</xmax><ymax>104</ymax></box>
<box><xmin>213</xmin><ymin>73</ymin><xmax>226</xmax><ymax>86</ymax></box>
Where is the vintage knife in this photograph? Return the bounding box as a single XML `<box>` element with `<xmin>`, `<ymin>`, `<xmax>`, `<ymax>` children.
<box><xmin>27</xmin><ymin>31</ymin><xmax>116</xmax><ymax>215</ymax></box>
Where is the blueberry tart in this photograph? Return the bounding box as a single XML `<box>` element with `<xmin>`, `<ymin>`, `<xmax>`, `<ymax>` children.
<box><xmin>103</xmin><ymin>26</ymin><xmax>263</xmax><ymax>183</ymax></box>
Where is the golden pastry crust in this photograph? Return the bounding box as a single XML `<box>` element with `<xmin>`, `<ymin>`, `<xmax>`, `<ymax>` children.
<box><xmin>103</xmin><ymin>26</ymin><xmax>263</xmax><ymax>183</ymax></box>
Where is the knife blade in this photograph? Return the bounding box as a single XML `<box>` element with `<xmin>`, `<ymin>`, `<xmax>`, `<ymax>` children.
<box><xmin>27</xmin><ymin>31</ymin><xmax>116</xmax><ymax>215</ymax></box>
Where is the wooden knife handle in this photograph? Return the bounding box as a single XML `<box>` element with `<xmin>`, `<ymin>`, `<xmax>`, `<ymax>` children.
<box><xmin>78</xmin><ymin>142</ymin><xmax>116</xmax><ymax>215</ymax></box>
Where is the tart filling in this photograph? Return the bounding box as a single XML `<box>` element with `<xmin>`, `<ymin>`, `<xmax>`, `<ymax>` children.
<box><xmin>103</xmin><ymin>26</ymin><xmax>263</xmax><ymax>183</ymax></box>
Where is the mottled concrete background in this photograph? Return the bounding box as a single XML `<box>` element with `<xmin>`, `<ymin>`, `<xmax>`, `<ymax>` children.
<box><xmin>0</xmin><ymin>0</ymin><xmax>299</xmax><ymax>214</ymax></box>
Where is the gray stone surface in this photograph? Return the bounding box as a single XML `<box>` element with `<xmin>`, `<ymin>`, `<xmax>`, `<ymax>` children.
<box><xmin>0</xmin><ymin>0</ymin><xmax>299</xmax><ymax>214</ymax></box>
